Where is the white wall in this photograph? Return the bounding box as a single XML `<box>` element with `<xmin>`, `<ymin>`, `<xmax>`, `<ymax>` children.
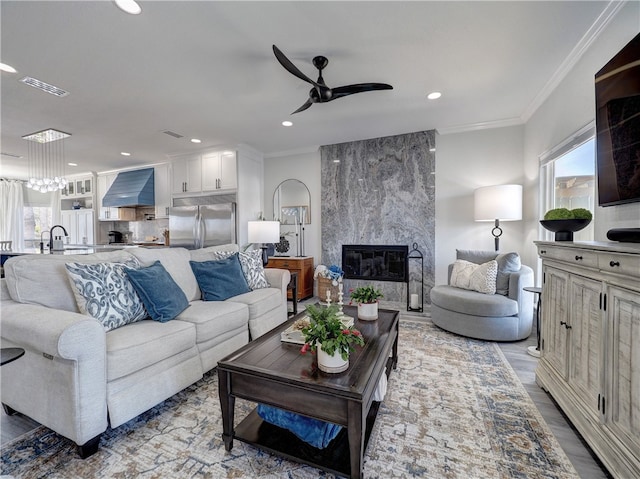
<box><xmin>435</xmin><ymin>126</ymin><xmax>526</xmax><ymax>285</ymax></box>
<box><xmin>236</xmin><ymin>144</ymin><xmax>265</xmax><ymax>247</ymax></box>
<box><xmin>524</xmin><ymin>1</ymin><xmax>640</xmax><ymax>267</ymax></box>
<box><xmin>263</xmin><ymin>149</ymin><xmax>322</xmax><ymax>262</ymax></box>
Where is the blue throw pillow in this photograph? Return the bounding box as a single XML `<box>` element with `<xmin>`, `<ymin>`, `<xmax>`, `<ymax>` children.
<box><xmin>190</xmin><ymin>253</ymin><xmax>251</xmax><ymax>301</ymax></box>
<box><xmin>125</xmin><ymin>260</ymin><xmax>189</xmax><ymax>322</ymax></box>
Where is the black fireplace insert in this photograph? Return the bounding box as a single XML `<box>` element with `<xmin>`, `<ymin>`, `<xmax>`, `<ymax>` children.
<box><xmin>342</xmin><ymin>245</ymin><xmax>408</xmax><ymax>282</ymax></box>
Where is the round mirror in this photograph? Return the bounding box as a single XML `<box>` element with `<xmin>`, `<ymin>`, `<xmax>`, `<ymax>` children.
<box><xmin>273</xmin><ymin>179</ymin><xmax>311</xmax><ymax>224</ymax></box>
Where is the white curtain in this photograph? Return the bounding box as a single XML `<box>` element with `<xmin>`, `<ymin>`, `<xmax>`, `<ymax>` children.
<box><xmin>0</xmin><ymin>179</ymin><xmax>25</xmax><ymax>248</ymax></box>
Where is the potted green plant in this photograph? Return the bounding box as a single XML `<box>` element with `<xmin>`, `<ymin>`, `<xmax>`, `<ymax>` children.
<box><xmin>349</xmin><ymin>285</ymin><xmax>384</xmax><ymax>321</ymax></box>
<box><xmin>300</xmin><ymin>304</ymin><xmax>364</xmax><ymax>373</ymax></box>
<box><xmin>540</xmin><ymin>208</ymin><xmax>592</xmax><ymax>241</ymax></box>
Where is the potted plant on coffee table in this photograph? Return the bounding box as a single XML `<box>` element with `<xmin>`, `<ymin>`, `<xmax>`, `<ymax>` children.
<box><xmin>349</xmin><ymin>285</ymin><xmax>383</xmax><ymax>321</ymax></box>
<box><xmin>300</xmin><ymin>304</ymin><xmax>364</xmax><ymax>373</ymax></box>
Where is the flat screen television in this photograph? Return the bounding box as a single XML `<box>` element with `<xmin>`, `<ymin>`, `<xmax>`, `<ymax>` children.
<box><xmin>595</xmin><ymin>32</ymin><xmax>640</xmax><ymax>207</ymax></box>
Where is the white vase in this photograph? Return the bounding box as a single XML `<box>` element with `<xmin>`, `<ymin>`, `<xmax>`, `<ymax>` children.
<box><xmin>317</xmin><ymin>344</ymin><xmax>349</xmax><ymax>373</ymax></box>
<box><xmin>358</xmin><ymin>301</ymin><xmax>378</xmax><ymax>321</ymax></box>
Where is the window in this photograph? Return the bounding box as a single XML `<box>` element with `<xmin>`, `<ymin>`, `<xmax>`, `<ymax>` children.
<box><xmin>23</xmin><ymin>188</ymin><xmax>55</xmax><ymax>249</ymax></box>
<box><xmin>540</xmin><ymin>124</ymin><xmax>596</xmax><ymax>241</ymax></box>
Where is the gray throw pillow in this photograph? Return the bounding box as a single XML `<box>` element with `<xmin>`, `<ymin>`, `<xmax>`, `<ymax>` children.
<box><xmin>65</xmin><ymin>258</ymin><xmax>147</xmax><ymax>331</ymax></box>
<box><xmin>207</xmin><ymin>249</ymin><xmax>270</xmax><ymax>290</ymax></box>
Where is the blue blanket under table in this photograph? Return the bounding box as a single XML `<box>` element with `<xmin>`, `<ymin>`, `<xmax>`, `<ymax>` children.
<box><xmin>256</xmin><ymin>404</ymin><xmax>342</xmax><ymax>449</ymax></box>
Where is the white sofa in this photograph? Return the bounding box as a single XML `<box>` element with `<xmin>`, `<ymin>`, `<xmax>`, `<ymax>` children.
<box><xmin>0</xmin><ymin>244</ymin><xmax>290</xmax><ymax>457</ymax></box>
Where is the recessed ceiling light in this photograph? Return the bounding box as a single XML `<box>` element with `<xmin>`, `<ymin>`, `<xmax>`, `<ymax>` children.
<box><xmin>115</xmin><ymin>0</ymin><xmax>142</xmax><ymax>15</ymax></box>
<box><xmin>191</xmin><ymin>138</ymin><xmax>202</xmax><ymax>144</ymax></box>
<box><xmin>333</xmin><ymin>159</ymin><xmax>340</xmax><ymax>163</ymax></box>
<box><xmin>0</xmin><ymin>63</ymin><xmax>17</xmax><ymax>73</ymax></box>
<box><xmin>427</xmin><ymin>91</ymin><xmax>442</xmax><ymax>100</ymax></box>
<box><xmin>120</xmin><ymin>152</ymin><xmax>131</xmax><ymax>156</ymax></box>
<box><xmin>429</xmin><ymin>147</ymin><xmax>436</xmax><ymax>152</ymax></box>
<box><xmin>68</xmin><ymin>162</ymin><xmax>78</xmax><ymax>167</ymax></box>
<box><xmin>282</xmin><ymin>121</ymin><xmax>293</xmax><ymax>127</ymax></box>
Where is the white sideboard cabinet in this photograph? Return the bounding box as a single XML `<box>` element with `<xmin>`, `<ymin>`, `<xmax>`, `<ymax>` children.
<box><xmin>535</xmin><ymin>241</ymin><xmax>640</xmax><ymax>479</ymax></box>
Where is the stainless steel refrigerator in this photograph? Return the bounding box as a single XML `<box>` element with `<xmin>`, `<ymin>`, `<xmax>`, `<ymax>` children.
<box><xmin>169</xmin><ymin>195</ymin><xmax>237</xmax><ymax>249</ymax></box>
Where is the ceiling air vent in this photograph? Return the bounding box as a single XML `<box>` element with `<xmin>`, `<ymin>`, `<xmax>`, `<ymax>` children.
<box><xmin>20</xmin><ymin>76</ymin><xmax>69</xmax><ymax>97</ymax></box>
<box><xmin>162</xmin><ymin>130</ymin><xmax>184</xmax><ymax>139</ymax></box>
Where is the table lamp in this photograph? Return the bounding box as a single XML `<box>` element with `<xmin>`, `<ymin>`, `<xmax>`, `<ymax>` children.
<box><xmin>248</xmin><ymin>221</ymin><xmax>280</xmax><ymax>266</ymax></box>
<box><xmin>474</xmin><ymin>184</ymin><xmax>522</xmax><ymax>251</ymax></box>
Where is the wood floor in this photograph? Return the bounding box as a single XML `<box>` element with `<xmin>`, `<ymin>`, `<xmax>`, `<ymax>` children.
<box><xmin>1</xmin><ymin>301</ymin><xmax>612</xmax><ymax>478</ymax></box>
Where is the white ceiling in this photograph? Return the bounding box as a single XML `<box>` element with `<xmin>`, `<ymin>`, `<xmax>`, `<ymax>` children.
<box><xmin>1</xmin><ymin>1</ymin><xmax>614</xmax><ymax>179</ymax></box>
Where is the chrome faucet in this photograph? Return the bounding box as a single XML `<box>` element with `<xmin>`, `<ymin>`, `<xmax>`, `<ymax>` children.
<box><xmin>49</xmin><ymin>225</ymin><xmax>69</xmax><ymax>253</ymax></box>
<box><xmin>40</xmin><ymin>230</ymin><xmax>50</xmax><ymax>252</ymax></box>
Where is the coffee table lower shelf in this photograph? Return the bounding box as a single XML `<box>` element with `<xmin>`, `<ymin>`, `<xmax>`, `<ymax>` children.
<box><xmin>234</xmin><ymin>400</ymin><xmax>383</xmax><ymax>478</ymax></box>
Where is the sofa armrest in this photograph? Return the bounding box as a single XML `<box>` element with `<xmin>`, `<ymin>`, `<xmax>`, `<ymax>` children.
<box><xmin>0</xmin><ymin>299</ymin><xmax>108</xmax><ymax>445</ymax></box>
<box><xmin>264</xmin><ymin>268</ymin><xmax>291</xmax><ymax>303</ymax></box>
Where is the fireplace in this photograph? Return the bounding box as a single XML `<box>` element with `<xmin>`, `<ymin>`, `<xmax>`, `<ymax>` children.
<box><xmin>342</xmin><ymin>245</ymin><xmax>408</xmax><ymax>283</ymax></box>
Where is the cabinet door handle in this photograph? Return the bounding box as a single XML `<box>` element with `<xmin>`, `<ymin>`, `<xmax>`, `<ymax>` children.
<box><xmin>540</xmin><ymin>250</ymin><xmax>546</xmax><ymax>254</ymax></box>
<box><xmin>609</xmin><ymin>260</ymin><xmax>620</xmax><ymax>267</ymax></box>
<box><xmin>560</xmin><ymin>321</ymin><xmax>572</xmax><ymax>329</ymax></box>
<box><xmin>598</xmin><ymin>393</ymin><xmax>601</xmax><ymax>411</ymax></box>
<box><xmin>575</xmin><ymin>255</ymin><xmax>583</xmax><ymax>261</ymax></box>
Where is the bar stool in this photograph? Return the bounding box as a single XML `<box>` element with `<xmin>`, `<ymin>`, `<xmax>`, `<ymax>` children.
<box><xmin>524</xmin><ymin>286</ymin><xmax>542</xmax><ymax>358</ymax></box>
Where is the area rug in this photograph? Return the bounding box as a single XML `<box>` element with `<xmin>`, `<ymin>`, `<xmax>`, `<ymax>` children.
<box><xmin>1</xmin><ymin>319</ymin><xmax>578</xmax><ymax>479</ymax></box>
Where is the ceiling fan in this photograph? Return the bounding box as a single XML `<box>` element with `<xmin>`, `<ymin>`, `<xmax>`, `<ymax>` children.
<box><xmin>273</xmin><ymin>45</ymin><xmax>393</xmax><ymax>114</ymax></box>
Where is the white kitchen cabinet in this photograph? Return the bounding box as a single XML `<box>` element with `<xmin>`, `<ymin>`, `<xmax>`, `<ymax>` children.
<box><xmin>60</xmin><ymin>209</ymin><xmax>94</xmax><ymax>244</ymax></box>
<box><xmin>171</xmin><ymin>151</ymin><xmax>237</xmax><ymax>195</ymax></box>
<box><xmin>154</xmin><ymin>163</ymin><xmax>171</xmax><ymax>218</ymax></box>
<box><xmin>536</xmin><ymin>241</ymin><xmax>640</xmax><ymax>479</ymax></box>
<box><xmin>62</xmin><ymin>175</ymin><xmax>93</xmax><ymax>198</ymax></box>
<box><xmin>99</xmin><ymin>207</ymin><xmax>136</xmax><ymax>222</ymax></box>
<box><xmin>97</xmin><ymin>173</ymin><xmax>117</xmax><ymax>207</ymax></box>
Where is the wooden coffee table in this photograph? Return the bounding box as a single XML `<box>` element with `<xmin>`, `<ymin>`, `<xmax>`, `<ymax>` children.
<box><xmin>218</xmin><ymin>304</ymin><xmax>399</xmax><ymax>479</ymax></box>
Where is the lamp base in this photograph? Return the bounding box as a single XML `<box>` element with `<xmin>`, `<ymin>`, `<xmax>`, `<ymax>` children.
<box><xmin>260</xmin><ymin>246</ymin><xmax>269</xmax><ymax>267</ymax></box>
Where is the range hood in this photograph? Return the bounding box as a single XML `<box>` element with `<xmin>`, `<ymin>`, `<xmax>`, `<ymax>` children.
<box><xmin>102</xmin><ymin>168</ymin><xmax>155</xmax><ymax>207</ymax></box>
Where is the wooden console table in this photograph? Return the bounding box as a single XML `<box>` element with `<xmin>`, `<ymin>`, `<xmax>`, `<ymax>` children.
<box><xmin>267</xmin><ymin>256</ymin><xmax>314</xmax><ymax>300</ymax></box>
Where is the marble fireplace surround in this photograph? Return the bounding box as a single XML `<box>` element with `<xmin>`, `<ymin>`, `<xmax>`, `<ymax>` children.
<box><xmin>320</xmin><ymin>130</ymin><xmax>435</xmax><ymax>304</ymax></box>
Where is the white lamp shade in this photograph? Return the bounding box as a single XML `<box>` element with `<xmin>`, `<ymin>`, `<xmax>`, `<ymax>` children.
<box><xmin>247</xmin><ymin>221</ymin><xmax>280</xmax><ymax>243</ymax></box>
<box><xmin>474</xmin><ymin>184</ymin><xmax>522</xmax><ymax>222</ymax></box>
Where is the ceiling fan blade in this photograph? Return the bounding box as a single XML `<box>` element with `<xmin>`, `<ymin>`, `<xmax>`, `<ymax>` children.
<box><xmin>273</xmin><ymin>45</ymin><xmax>320</xmax><ymax>88</ymax></box>
<box><xmin>291</xmin><ymin>98</ymin><xmax>313</xmax><ymax>114</ymax></box>
<box><xmin>330</xmin><ymin>83</ymin><xmax>393</xmax><ymax>100</ymax></box>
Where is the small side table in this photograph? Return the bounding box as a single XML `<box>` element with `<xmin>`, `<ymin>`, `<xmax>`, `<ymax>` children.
<box><xmin>1</xmin><ymin>347</ymin><xmax>25</xmax><ymax>366</ymax></box>
<box><xmin>287</xmin><ymin>272</ymin><xmax>299</xmax><ymax>317</ymax></box>
<box><xmin>524</xmin><ymin>286</ymin><xmax>542</xmax><ymax>358</ymax></box>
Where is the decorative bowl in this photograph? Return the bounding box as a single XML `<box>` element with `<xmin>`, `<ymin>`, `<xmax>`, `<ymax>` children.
<box><xmin>540</xmin><ymin>219</ymin><xmax>591</xmax><ymax>241</ymax></box>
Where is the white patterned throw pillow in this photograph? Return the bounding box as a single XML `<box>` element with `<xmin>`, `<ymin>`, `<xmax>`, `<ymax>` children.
<box><xmin>206</xmin><ymin>250</ymin><xmax>270</xmax><ymax>290</ymax></box>
<box><xmin>65</xmin><ymin>258</ymin><xmax>147</xmax><ymax>331</ymax></box>
<box><xmin>450</xmin><ymin>259</ymin><xmax>498</xmax><ymax>294</ymax></box>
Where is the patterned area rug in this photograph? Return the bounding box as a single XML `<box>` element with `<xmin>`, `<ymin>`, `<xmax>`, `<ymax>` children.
<box><xmin>1</xmin><ymin>319</ymin><xmax>578</xmax><ymax>478</ymax></box>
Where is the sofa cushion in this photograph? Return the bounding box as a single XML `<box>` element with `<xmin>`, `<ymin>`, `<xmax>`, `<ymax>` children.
<box><xmin>190</xmin><ymin>254</ymin><xmax>251</xmax><ymax>301</ymax></box>
<box><xmin>191</xmin><ymin>248</ymin><xmax>269</xmax><ymax>290</ymax></box>
<box><xmin>64</xmin><ymin>258</ymin><xmax>147</xmax><ymax>331</ymax></box>
<box><xmin>450</xmin><ymin>259</ymin><xmax>497</xmax><ymax>294</ymax></box>
<box><xmin>3</xmin><ymin>250</ymin><xmax>133</xmax><ymax>312</ymax></box>
<box><xmin>230</xmin><ymin>287</ymin><xmax>283</xmax><ymax>319</ymax></box>
<box><xmin>129</xmin><ymin>247</ymin><xmax>199</xmax><ymax>301</ymax></box>
<box><xmin>106</xmin><ymin>319</ymin><xmax>196</xmax><ymax>381</ymax></box>
<box><xmin>430</xmin><ymin>284</ymin><xmax>519</xmax><ymax>317</ymax></box>
<box><xmin>176</xmin><ymin>300</ymin><xmax>248</xmax><ymax>346</ymax></box>
<box><xmin>125</xmin><ymin>261</ymin><xmax>190</xmax><ymax>322</ymax></box>
<box><xmin>456</xmin><ymin>249</ymin><xmax>521</xmax><ymax>296</ymax></box>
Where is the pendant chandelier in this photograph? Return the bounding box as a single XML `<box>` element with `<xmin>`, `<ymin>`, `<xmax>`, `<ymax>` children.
<box><xmin>22</xmin><ymin>128</ymin><xmax>71</xmax><ymax>193</ymax></box>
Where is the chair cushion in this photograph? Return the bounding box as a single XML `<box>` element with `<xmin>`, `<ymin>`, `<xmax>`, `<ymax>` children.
<box><xmin>106</xmin><ymin>319</ymin><xmax>196</xmax><ymax>381</ymax></box>
<box><xmin>190</xmin><ymin>254</ymin><xmax>251</xmax><ymax>301</ymax></box>
<box><xmin>125</xmin><ymin>260</ymin><xmax>190</xmax><ymax>322</ymax></box>
<box><xmin>430</xmin><ymin>285</ymin><xmax>518</xmax><ymax>317</ymax></box>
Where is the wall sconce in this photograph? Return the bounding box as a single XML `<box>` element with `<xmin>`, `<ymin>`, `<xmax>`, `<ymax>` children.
<box><xmin>247</xmin><ymin>221</ymin><xmax>280</xmax><ymax>266</ymax></box>
<box><xmin>474</xmin><ymin>184</ymin><xmax>522</xmax><ymax>251</ymax></box>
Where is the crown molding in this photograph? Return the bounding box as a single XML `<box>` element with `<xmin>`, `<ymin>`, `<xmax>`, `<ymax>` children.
<box><xmin>520</xmin><ymin>0</ymin><xmax>626</xmax><ymax>122</ymax></box>
<box><xmin>264</xmin><ymin>145</ymin><xmax>320</xmax><ymax>159</ymax></box>
<box><xmin>436</xmin><ymin>117</ymin><xmax>523</xmax><ymax>136</ymax></box>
